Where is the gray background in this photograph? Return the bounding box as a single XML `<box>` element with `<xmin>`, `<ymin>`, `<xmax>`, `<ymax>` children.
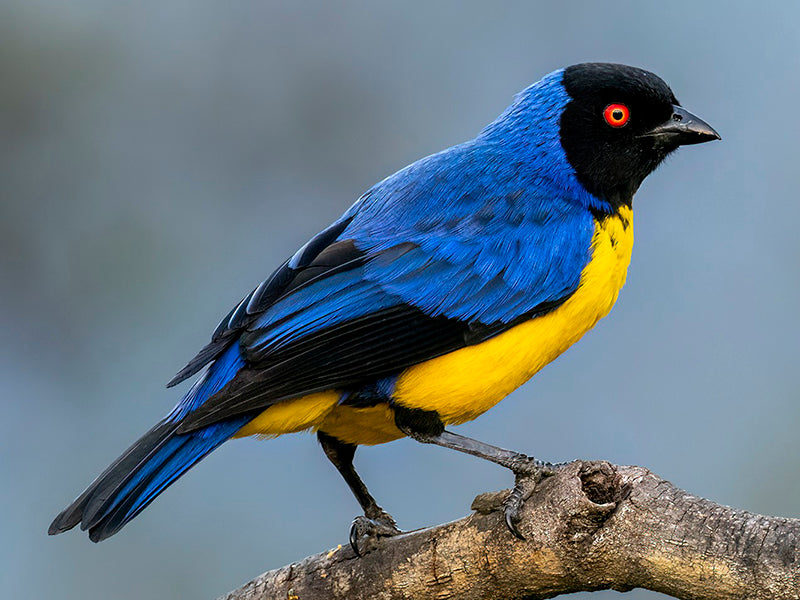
<box><xmin>2</xmin><ymin>2</ymin><xmax>798</xmax><ymax>599</ymax></box>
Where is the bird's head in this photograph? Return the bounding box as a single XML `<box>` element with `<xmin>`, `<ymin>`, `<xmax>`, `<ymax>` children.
<box><xmin>482</xmin><ymin>62</ymin><xmax>720</xmax><ymax>212</ymax></box>
<box><xmin>560</xmin><ymin>63</ymin><xmax>719</xmax><ymax>208</ymax></box>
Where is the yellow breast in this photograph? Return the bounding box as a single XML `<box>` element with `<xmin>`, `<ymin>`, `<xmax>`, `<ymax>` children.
<box><xmin>391</xmin><ymin>206</ymin><xmax>634</xmax><ymax>426</ymax></box>
<box><xmin>238</xmin><ymin>207</ymin><xmax>634</xmax><ymax>446</ymax></box>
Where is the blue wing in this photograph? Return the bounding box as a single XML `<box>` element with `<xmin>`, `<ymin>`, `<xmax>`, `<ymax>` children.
<box><xmin>49</xmin><ymin>139</ymin><xmax>597</xmax><ymax>541</ymax></box>
<box><xmin>176</xmin><ymin>140</ymin><xmax>596</xmax><ymax>431</ymax></box>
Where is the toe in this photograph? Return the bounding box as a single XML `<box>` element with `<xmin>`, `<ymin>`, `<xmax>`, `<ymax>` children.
<box><xmin>348</xmin><ymin>513</ymin><xmax>401</xmax><ymax>556</ymax></box>
<box><xmin>349</xmin><ymin>519</ymin><xmax>364</xmax><ymax>557</ymax></box>
<box><xmin>513</xmin><ymin>457</ymin><xmax>557</xmax><ymax>478</ymax></box>
<box><xmin>503</xmin><ymin>485</ymin><xmax>527</xmax><ymax>540</ymax></box>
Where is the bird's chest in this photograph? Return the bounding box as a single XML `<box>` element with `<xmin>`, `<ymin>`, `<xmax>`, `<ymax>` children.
<box><xmin>393</xmin><ymin>206</ymin><xmax>634</xmax><ymax>425</ymax></box>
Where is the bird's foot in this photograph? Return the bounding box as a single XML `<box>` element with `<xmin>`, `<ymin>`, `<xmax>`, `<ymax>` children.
<box><xmin>503</xmin><ymin>457</ymin><xmax>559</xmax><ymax>540</ymax></box>
<box><xmin>349</xmin><ymin>510</ymin><xmax>401</xmax><ymax>557</ymax></box>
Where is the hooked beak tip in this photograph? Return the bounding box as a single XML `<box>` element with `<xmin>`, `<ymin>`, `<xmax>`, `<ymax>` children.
<box><xmin>645</xmin><ymin>105</ymin><xmax>720</xmax><ymax>146</ymax></box>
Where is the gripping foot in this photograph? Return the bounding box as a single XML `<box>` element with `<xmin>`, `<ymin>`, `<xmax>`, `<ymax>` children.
<box><xmin>503</xmin><ymin>458</ymin><xmax>557</xmax><ymax>539</ymax></box>
<box><xmin>349</xmin><ymin>511</ymin><xmax>401</xmax><ymax>557</ymax></box>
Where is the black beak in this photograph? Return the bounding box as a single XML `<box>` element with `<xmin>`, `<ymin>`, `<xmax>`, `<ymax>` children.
<box><xmin>642</xmin><ymin>105</ymin><xmax>721</xmax><ymax>146</ymax></box>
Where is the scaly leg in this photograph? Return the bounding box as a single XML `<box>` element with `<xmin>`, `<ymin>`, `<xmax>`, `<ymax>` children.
<box><xmin>317</xmin><ymin>432</ymin><xmax>400</xmax><ymax>556</ymax></box>
<box><xmin>394</xmin><ymin>406</ymin><xmax>560</xmax><ymax>539</ymax></box>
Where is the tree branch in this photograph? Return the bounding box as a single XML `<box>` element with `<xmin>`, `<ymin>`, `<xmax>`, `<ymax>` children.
<box><xmin>219</xmin><ymin>461</ymin><xmax>800</xmax><ymax>600</ymax></box>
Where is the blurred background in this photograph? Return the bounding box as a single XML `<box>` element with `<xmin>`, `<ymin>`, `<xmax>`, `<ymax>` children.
<box><xmin>2</xmin><ymin>2</ymin><xmax>798</xmax><ymax>599</ymax></box>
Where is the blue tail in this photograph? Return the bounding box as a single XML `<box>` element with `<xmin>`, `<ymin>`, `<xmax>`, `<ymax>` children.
<box><xmin>49</xmin><ymin>345</ymin><xmax>250</xmax><ymax>542</ymax></box>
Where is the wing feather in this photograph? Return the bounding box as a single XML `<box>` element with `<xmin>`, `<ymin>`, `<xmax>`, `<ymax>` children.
<box><xmin>172</xmin><ymin>149</ymin><xmax>598</xmax><ymax>431</ymax></box>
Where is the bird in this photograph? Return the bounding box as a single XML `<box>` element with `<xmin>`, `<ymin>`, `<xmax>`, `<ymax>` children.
<box><xmin>49</xmin><ymin>62</ymin><xmax>719</xmax><ymax>553</ymax></box>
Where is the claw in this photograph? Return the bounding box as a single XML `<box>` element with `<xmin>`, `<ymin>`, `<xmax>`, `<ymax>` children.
<box><xmin>348</xmin><ymin>512</ymin><xmax>401</xmax><ymax>557</ymax></box>
<box><xmin>501</xmin><ymin>459</ymin><xmax>561</xmax><ymax>539</ymax></box>
<box><xmin>505</xmin><ymin>507</ymin><xmax>525</xmax><ymax>540</ymax></box>
<box><xmin>349</xmin><ymin>519</ymin><xmax>363</xmax><ymax>557</ymax></box>
<box><xmin>503</xmin><ymin>478</ymin><xmax>528</xmax><ymax>539</ymax></box>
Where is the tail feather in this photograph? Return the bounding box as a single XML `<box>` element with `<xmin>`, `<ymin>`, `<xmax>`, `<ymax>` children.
<box><xmin>49</xmin><ymin>343</ymin><xmax>250</xmax><ymax>541</ymax></box>
<box><xmin>49</xmin><ymin>417</ymin><xmax>248</xmax><ymax>541</ymax></box>
<box><xmin>87</xmin><ymin>419</ymin><xmax>248</xmax><ymax>541</ymax></box>
<box><xmin>48</xmin><ymin>420</ymin><xmax>179</xmax><ymax>535</ymax></box>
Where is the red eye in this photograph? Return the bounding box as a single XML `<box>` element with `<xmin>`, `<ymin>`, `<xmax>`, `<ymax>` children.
<box><xmin>603</xmin><ymin>103</ymin><xmax>630</xmax><ymax>128</ymax></box>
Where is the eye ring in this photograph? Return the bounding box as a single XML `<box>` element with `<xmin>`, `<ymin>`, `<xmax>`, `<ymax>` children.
<box><xmin>603</xmin><ymin>103</ymin><xmax>630</xmax><ymax>128</ymax></box>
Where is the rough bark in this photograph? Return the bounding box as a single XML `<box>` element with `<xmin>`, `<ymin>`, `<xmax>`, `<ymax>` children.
<box><xmin>219</xmin><ymin>461</ymin><xmax>800</xmax><ymax>600</ymax></box>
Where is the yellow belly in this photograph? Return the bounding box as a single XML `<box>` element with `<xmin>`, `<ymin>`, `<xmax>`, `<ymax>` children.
<box><xmin>237</xmin><ymin>207</ymin><xmax>634</xmax><ymax>446</ymax></box>
<box><xmin>393</xmin><ymin>207</ymin><xmax>634</xmax><ymax>425</ymax></box>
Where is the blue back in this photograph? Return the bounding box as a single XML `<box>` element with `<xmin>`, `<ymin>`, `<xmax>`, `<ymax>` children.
<box><xmin>247</xmin><ymin>70</ymin><xmax>606</xmax><ymax>350</ymax></box>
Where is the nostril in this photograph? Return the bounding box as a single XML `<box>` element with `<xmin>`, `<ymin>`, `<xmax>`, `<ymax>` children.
<box><xmin>672</xmin><ymin>112</ymin><xmax>683</xmax><ymax>122</ymax></box>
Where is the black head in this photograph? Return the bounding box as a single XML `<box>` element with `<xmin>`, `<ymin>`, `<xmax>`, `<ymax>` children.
<box><xmin>560</xmin><ymin>63</ymin><xmax>719</xmax><ymax>209</ymax></box>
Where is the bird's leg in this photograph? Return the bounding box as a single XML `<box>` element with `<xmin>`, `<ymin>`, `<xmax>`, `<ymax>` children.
<box><xmin>421</xmin><ymin>430</ymin><xmax>561</xmax><ymax>538</ymax></box>
<box><xmin>394</xmin><ymin>406</ymin><xmax>562</xmax><ymax>539</ymax></box>
<box><xmin>317</xmin><ymin>432</ymin><xmax>401</xmax><ymax>556</ymax></box>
